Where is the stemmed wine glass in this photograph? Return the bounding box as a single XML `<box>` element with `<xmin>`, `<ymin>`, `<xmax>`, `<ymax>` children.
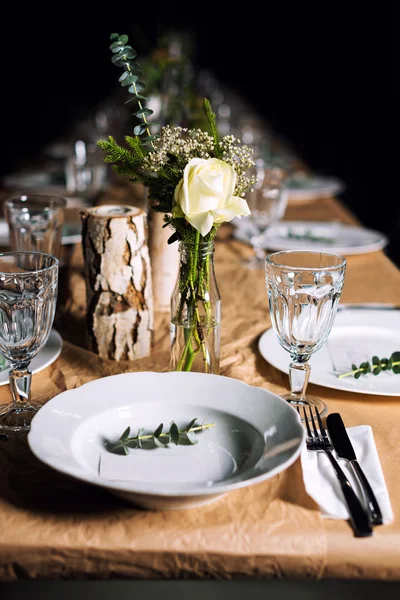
<box><xmin>242</xmin><ymin>162</ymin><xmax>288</xmax><ymax>268</ymax></box>
<box><xmin>265</xmin><ymin>250</ymin><xmax>346</xmax><ymax>416</ymax></box>
<box><xmin>0</xmin><ymin>252</ymin><xmax>59</xmax><ymax>432</ymax></box>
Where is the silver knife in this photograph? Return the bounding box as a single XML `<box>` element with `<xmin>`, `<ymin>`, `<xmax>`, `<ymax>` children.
<box><xmin>326</xmin><ymin>413</ymin><xmax>383</xmax><ymax>525</ymax></box>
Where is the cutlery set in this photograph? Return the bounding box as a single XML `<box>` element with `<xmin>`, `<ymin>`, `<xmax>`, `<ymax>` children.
<box><xmin>298</xmin><ymin>405</ymin><xmax>383</xmax><ymax>537</ymax></box>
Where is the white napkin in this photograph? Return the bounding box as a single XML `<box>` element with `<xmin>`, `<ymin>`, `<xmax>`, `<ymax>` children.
<box><xmin>301</xmin><ymin>425</ymin><xmax>394</xmax><ymax>523</ymax></box>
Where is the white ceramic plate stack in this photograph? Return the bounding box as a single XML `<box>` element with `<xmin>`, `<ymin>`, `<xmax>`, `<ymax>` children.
<box><xmin>27</xmin><ymin>371</ymin><xmax>305</xmax><ymax>510</ymax></box>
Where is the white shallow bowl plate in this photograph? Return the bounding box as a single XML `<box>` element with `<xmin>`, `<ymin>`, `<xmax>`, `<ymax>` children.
<box><xmin>261</xmin><ymin>221</ymin><xmax>388</xmax><ymax>255</ymax></box>
<box><xmin>258</xmin><ymin>308</ymin><xmax>400</xmax><ymax>397</ymax></box>
<box><xmin>0</xmin><ymin>219</ymin><xmax>81</xmax><ymax>247</ymax></box>
<box><xmin>27</xmin><ymin>372</ymin><xmax>305</xmax><ymax>510</ymax></box>
<box><xmin>285</xmin><ymin>176</ymin><xmax>345</xmax><ymax>201</ymax></box>
<box><xmin>0</xmin><ymin>329</ymin><xmax>63</xmax><ymax>385</ymax></box>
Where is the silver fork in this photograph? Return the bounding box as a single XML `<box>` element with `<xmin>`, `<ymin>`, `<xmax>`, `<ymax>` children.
<box><xmin>298</xmin><ymin>405</ymin><xmax>373</xmax><ymax>538</ymax></box>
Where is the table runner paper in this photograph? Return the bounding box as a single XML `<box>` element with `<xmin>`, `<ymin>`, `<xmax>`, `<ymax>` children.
<box><xmin>0</xmin><ymin>192</ymin><xmax>400</xmax><ymax>580</ymax></box>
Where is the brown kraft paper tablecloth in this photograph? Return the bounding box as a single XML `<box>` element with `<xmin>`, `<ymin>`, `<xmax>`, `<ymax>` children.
<box><xmin>0</xmin><ymin>193</ymin><xmax>399</xmax><ymax>581</ymax></box>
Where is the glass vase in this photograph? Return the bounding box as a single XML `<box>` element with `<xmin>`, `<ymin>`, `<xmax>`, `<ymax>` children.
<box><xmin>170</xmin><ymin>238</ymin><xmax>221</xmax><ymax>374</ymax></box>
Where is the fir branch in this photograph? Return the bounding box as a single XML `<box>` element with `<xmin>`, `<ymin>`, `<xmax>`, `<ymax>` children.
<box><xmin>97</xmin><ymin>136</ymin><xmax>138</xmax><ymax>166</ymax></box>
<box><xmin>124</xmin><ymin>135</ymin><xmax>147</xmax><ymax>160</ymax></box>
<box><xmin>97</xmin><ymin>136</ymin><xmax>148</xmax><ymax>184</ymax></box>
<box><xmin>108</xmin><ymin>164</ymin><xmax>145</xmax><ymax>184</ymax></box>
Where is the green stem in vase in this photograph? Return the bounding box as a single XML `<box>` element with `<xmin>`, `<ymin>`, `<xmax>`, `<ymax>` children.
<box><xmin>201</xmin><ymin>252</ymin><xmax>213</xmax><ymax>333</ymax></box>
<box><xmin>182</xmin><ymin>340</ymin><xmax>197</xmax><ymax>372</ymax></box>
<box><xmin>175</xmin><ymin>232</ymin><xmax>209</xmax><ymax>373</ymax></box>
<box><xmin>178</xmin><ymin>328</ymin><xmax>197</xmax><ymax>372</ymax></box>
<box><xmin>192</xmin><ymin>230</ymin><xmax>200</xmax><ymax>279</ymax></box>
<box><xmin>191</xmin><ymin>233</ymin><xmax>209</xmax><ymax>370</ymax></box>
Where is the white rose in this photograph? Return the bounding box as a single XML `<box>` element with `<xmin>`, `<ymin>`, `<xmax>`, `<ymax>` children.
<box><xmin>173</xmin><ymin>157</ymin><xmax>250</xmax><ymax>237</ymax></box>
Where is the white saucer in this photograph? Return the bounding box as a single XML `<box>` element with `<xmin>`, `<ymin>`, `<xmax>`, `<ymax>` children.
<box><xmin>0</xmin><ymin>329</ymin><xmax>63</xmax><ymax>386</ymax></box>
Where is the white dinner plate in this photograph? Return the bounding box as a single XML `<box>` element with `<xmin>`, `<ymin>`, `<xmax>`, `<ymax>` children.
<box><xmin>284</xmin><ymin>175</ymin><xmax>345</xmax><ymax>202</ymax></box>
<box><xmin>0</xmin><ymin>329</ymin><xmax>63</xmax><ymax>385</ymax></box>
<box><xmin>27</xmin><ymin>371</ymin><xmax>305</xmax><ymax>510</ymax></box>
<box><xmin>240</xmin><ymin>220</ymin><xmax>387</xmax><ymax>255</ymax></box>
<box><xmin>258</xmin><ymin>308</ymin><xmax>400</xmax><ymax>397</ymax></box>
<box><xmin>0</xmin><ymin>220</ymin><xmax>82</xmax><ymax>247</ymax></box>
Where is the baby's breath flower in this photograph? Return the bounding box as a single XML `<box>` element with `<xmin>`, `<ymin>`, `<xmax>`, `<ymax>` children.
<box><xmin>218</xmin><ymin>135</ymin><xmax>256</xmax><ymax>196</ymax></box>
<box><xmin>143</xmin><ymin>125</ymin><xmax>215</xmax><ymax>173</ymax></box>
<box><xmin>142</xmin><ymin>127</ymin><xmax>256</xmax><ymax>197</ymax></box>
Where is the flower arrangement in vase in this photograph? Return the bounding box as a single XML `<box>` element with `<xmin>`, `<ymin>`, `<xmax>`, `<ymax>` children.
<box><xmin>98</xmin><ymin>33</ymin><xmax>255</xmax><ymax>374</ymax></box>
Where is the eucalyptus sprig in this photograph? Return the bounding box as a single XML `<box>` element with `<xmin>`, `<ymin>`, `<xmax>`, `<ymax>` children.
<box><xmin>338</xmin><ymin>352</ymin><xmax>400</xmax><ymax>379</ymax></box>
<box><xmin>109</xmin><ymin>33</ymin><xmax>158</xmax><ymax>146</ymax></box>
<box><xmin>105</xmin><ymin>418</ymin><xmax>215</xmax><ymax>455</ymax></box>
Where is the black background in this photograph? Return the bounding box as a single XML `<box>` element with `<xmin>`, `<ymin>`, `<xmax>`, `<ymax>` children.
<box><xmin>1</xmin><ymin>580</ymin><xmax>400</xmax><ymax>599</ymax></box>
<box><xmin>1</xmin><ymin>6</ymin><xmax>399</xmax><ymax>265</ymax></box>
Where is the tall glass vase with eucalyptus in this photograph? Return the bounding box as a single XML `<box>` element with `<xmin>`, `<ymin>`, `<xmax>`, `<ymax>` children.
<box><xmin>171</xmin><ymin>235</ymin><xmax>220</xmax><ymax>373</ymax></box>
<box><xmin>97</xmin><ymin>33</ymin><xmax>255</xmax><ymax>374</ymax></box>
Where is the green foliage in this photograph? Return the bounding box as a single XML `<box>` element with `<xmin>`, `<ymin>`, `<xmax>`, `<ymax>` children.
<box><xmin>108</xmin><ymin>33</ymin><xmax>157</xmax><ymax>146</ymax></box>
<box><xmin>391</xmin><ymin>351</ymin><xmax>400</xmax><ymax>374</ymax></box>
<box><xmin>104</xmin><ymin>419</ymin><xmax>215</xmax><ymax>454</ymax></box>
<box><xmin>96</xmin><ymin>32</ymin><xmax>251</xmax><ymax>274</ymax></box>
<box><xmin>339</xmin><ymin>352</ymin><xmax>400</xmax><ymax>379</ymax></box>
<box><xmin>204</xmin><ymin>98</ymin><xmax>222</xmax><ymax>159</ymax></box>
<box><xmin>138</xmin><ymin>30</ymin><xmax>206</xmax><ymax>129</ymax></box>
<box><xmin>97</xmin><ymin>136</ymin><xmax>180</xmax><ymax>199</ymax></box>
<box><xmin>162</xmin><ymin>213</ymin><xmax>218</xmax><ymax>246</ymax></box>
<box><xmin>97</xmin><ymin>136</ymin><xmax>147</xmax><ymax>184</ymax></box>
<box><xmin>97</xmin><ymin>33</ymin><xmax>197</xmax><ymax>212</ymax></box>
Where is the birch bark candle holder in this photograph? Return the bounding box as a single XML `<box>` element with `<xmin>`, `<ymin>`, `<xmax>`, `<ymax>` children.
<box><xmin>148</xmin><ymin>210</ymin><xmax>180</xmax><ymax>313</ymax></box>
<box><xmin>81</xmin><ymin>205</ymin><xmax>154</xmax><ymax>360</ymax></box>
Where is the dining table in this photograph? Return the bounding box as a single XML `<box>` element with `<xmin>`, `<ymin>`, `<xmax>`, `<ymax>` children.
<box><xmin>0</xmin><ymin>181</ymin><xmax>399</xmax><ymax>583</ymax></box>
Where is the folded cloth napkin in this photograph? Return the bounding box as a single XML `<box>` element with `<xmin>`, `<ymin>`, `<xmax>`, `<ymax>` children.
<box><xmin>301</xmin><ymin>425</ymin><xmax>394</xmax><ymax>523</ymax></box>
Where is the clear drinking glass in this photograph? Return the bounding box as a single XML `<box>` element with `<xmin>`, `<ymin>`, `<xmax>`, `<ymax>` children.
<box><xmin>0</xmin><ymin>252</ymin><xmax>59</xmax><ymax>432</ymax></box>
<box><xmin>265</xmin><ymin>250</ymin><xmax>346</xmax><ymax>416</ymax></box>
<box><xmin>4</xmin><ymin>193</ymin><xmax>67</xmax><ymax>259</ymax></box>
<box><xmin>243</xmin><ymin>163</ymin><xmax>288</xmax><ymax>268</ymax></box>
